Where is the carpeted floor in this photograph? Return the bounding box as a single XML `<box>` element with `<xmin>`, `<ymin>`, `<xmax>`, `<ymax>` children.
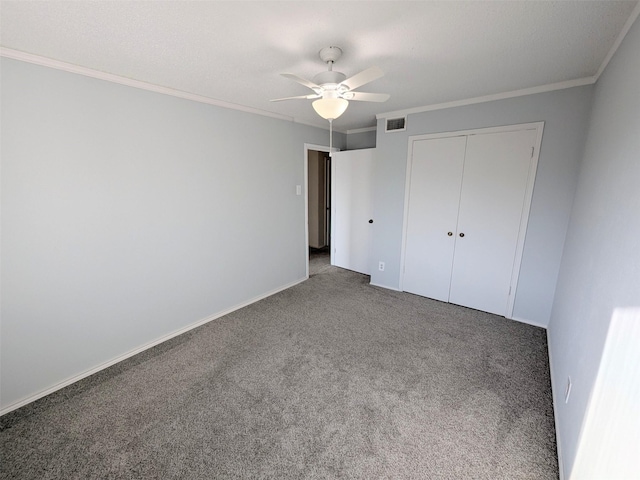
<box><xmin>309</xmin><ymin>246</ymin><xmax>331</xmax><ymax>276</ymax></box>
<box><xmin>0</xmin><ymin>255</ymin><xmax>558</xmax><ymax>479</ymax></box>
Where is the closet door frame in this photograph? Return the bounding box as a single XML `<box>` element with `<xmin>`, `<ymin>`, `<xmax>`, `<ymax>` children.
<box><xmin>399</xmin><ymin>122</ymin><xmax>545</xmax><ymax>319</ymax></box>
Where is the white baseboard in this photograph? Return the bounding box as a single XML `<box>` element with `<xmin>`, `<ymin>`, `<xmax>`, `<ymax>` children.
<box><xmin>0</xmin><ymin>277</ymin><xmax>307</xmax><ymax>416</ymax></box>
<box><xmin>546</xmin><ymin>332</ymin><xmax>566</xmax><ymax>480</ymax></box>
<box><xmin>369</xmin><ymin>282</ymin><xmax>402</xmax><ymax>292</ymax></box>
<box><xmin>510</xmin><ymin>315</ymin><xmax>549</xmax><ymax>329</ymax></box>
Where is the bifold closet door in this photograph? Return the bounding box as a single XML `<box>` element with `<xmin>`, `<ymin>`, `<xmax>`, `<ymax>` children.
<box><xmin>402</xmin><ymin>136</ymin><xmax>467</xmax><ymax>301</ymax></box>
<box><xmin>448</xmin><ymin>129</ymin><xmax>537</xmax><ymax>315</ymax></box>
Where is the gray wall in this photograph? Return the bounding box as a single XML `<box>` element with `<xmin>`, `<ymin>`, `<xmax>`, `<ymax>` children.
<box><xmin>0</xmin><ymin>58</ymin><xmax>344</xmax><ymax>410</ymax></box>
<box><xmin>548</xmin><ymin>17</ymin><xmax>640</xmax><ymax>479</ymax></box>
<box><xmin>346</xmin><ymin>129</ymin><xmax>376</xmax><ymax>150</ymax></box>
<box><xmin>370</xmin><ymin>85</ymin><xmax>594</xmax><ymax>326</ymax></box>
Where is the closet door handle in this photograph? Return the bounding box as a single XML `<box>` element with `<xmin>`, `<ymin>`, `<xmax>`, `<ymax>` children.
<box><xmin>459</xmin><ymin>233</ymin><xmax>465</xmax><ymax>238</ymax></box>
<box><xmin>447</xmin><ymin>232</ymin><xmax>453</xmax><ymax>236</ymax></box>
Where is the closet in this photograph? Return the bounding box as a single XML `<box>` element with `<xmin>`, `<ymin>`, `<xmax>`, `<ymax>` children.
<box><xmin>401</xmin><ymin>123</ymin><xmax>542</xmax><ymax>317</ymax></box>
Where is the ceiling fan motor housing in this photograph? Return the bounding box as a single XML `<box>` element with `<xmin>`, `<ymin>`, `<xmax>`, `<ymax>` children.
<box><xmin>315</xmin><ymin>46</ymin><xmax>346</xmax><ymax>88</ymax></box>
<box><xmin>313</xmin><ymin>70</ymin><xmax>347</xmax><ymax>87</ymax></box>
<box><xmin>272</xmin><ymin>45</ymin><xmax>389</xmax><ymax>105</ymax></box>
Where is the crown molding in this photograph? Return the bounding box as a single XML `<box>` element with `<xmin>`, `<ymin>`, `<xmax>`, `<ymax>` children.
<box><xmin>0</xmin><ymin>47</ymin><xmax>298</xmax><ymax>122</ymax></box>
<box><xmin>0</xmin><ymin>47</ymin><xmax>348</xmax><ymax>133</ymax></box>
<box><xmin>594</xmin><ymin>0</ymin><xmax>640</xmax><ymax>81</ymax></box>
<box><xmin>346</xmin><ymin>126</ymin><xmax>376</xmax><ymax>134</ymax></box>
<box><xmin>376</xmin><ymin>5</ymin><xmax>640</xmax><ymax>122</ymax></box>
<box><xmin>376</xmin><ymin>76</ymin><xmax>596</xmax><ymax>120</ymax></box>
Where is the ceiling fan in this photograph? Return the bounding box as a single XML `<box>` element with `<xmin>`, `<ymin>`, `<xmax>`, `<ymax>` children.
<box><xmin>271</xmin><ymin>46</ymin><xmax>390</xmax><ymax>121</ymax></box>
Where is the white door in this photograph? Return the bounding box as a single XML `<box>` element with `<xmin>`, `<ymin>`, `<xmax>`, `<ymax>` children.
<box><xmin>403</xmin><ymin>136</ymin><xmax>467</xmax><ymax>300</ymax></box>
<box><xmin>402</xmin><ymin>126</ymin><xmax>539</xmax><ymax>317</ymax></box>
<box><xmin>448</xmin><ymin>129</ymin><xmax>537</xmax><ymax>315</ymax></box>
<box><xmin>332</xmin><ymin>149</ymin><xmax>375</xmax><ymax>275</ymax></box>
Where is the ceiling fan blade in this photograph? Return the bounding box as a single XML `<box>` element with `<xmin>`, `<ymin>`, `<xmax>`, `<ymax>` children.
<box><xmin>270</xmin><ymin>94</ymin><xmax>321</xmax><ymax>102</ymax></box>
<box><xmin>281</xmin><ymin>73</ymin><xmax>320</xmax><ymax>90</ymax></box>
<box><xmin>341</xmin><ymin>66</ymin><xmax>384</xmax><ymax>91</ymax></box>
<box><xmin>346</xmin><ymin>92</ymin><xmax>390</xmax><ymax>102</ymax></box>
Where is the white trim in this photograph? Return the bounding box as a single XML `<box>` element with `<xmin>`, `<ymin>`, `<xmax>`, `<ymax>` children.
<box><xmin>0</xmin><ymin>277</ymin><xmax>306</xmax><ymax>416</ymax></box>
<box><xmin>369</xmin><ymin>282</ymin><xmax>402</xmax><ymax>292</ymax></box>
<box><xmin>547</xmin><ymin>333</ymin><xmax>566</xmax><ymax>480</ymax></box>
<box><xmin>399</xmin><ymin>122</ymin><xmax>544</xmax><ymax>320</ymax></box>
<box><xmin>372</xmin><ymin>5</ymin><xmax>640</xmax><ymax>122</ymax></box>
<box><xmin>297</xmin><ymin>119</ymin><xmax>348</xmax><ymax>135</ymax></box>
<box><xmin>594</xmin><ymin>2</ymin><xmax>640</xmax><ymax>81</ymax></box>
<box><xmin>346</xmin><ymin>126</ymin><xmax>376</xmax><ymax>134</ymax></box>
<box><xmin>0</xmin><ymin>48</ymin><xmax>291</xmax><ymax>122</ymax></box>
<box><xmin>331</xmin><ymin>152</ymin><xmax>336</xmax><ymax>267</ymax></box>
<box><xmin>398</xmin><ymin>136</ymin><xmax>418</xmax><ymax>293</ymax></box>
<box><xmin>376</xmin><ymin>77</ymin><xmax>595</xmax><ymax>121</ymax></box>
<box><xmin>402</xmin><ymin>122</ymin><xmax>544</xmax><ymax>142</ymax></box>
<box><xmin>505</xmin><ymin>122</ymin><xmax>544</xmax><ymax>318</ymax></box>
<box><xmin>510</xmin><ymin>315</ymin><xmax>548</xmax><ymax>329</ymax></box>
<box><xmin>569</xmin><ymin>308</ymin><xmax>640</xmax><ymax>478</ymax></box>
<box><xmin>303</xmin><ymin>143</ymin><xmax>337</xmax><ymax>278</ymax></box>
<box><xmin>5</xmin><ymin>0</ymin><xmax>638</xmax><ymax>136</ymax></box>
<box><xmin>299</xmin><ymin>119</ymin><xmax>348</xmax><ymax>134</ymax></box>
<box><xmin>0</xmin><ymin>48</ymin><xmax>351</xmax><ymax>134</ymax></box>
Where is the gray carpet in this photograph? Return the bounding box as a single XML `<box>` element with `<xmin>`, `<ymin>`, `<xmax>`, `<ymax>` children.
<box><xmin>0</xmin><ymin>257</ymin><xmax>558</xmax><ymax>479</ymax></box>
<box><xmin>309</xmin><ymin>246</ymin><xmax>332</xmax><ymax>276</ymax></box>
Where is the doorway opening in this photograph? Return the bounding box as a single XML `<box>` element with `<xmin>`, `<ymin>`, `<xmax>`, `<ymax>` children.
<box><xmin>307</xmin><ymin>149</ymin><xmax>331</xmax><ymax>275</ymax></box>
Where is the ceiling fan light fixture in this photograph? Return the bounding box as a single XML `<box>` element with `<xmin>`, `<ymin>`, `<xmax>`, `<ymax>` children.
<box><xmin>312</xmin><ymin>98</ymin><xmax>349</xmax><ymax>120</ymax></box>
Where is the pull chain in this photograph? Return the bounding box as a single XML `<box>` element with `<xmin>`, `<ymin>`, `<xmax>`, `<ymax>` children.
<box><xmin>329</xmin><ymin>119</ymin><xmax>333</xmax><ymax>157</ymax></box>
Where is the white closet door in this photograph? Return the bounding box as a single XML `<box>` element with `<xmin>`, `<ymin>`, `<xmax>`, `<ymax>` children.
<box><xmin>332</xmin><ymin>149</ymin><xmax>375</xmax><ymax>275</ymax></box>
<box><xmin>448</xmin><ymin>129</ymin><xmax>537</xmax><ymax>315</ymax></box>
<box><xmin>403</xmin><ymin>136</ymin><xmax>467</xmax><ymax>300</ymax></box>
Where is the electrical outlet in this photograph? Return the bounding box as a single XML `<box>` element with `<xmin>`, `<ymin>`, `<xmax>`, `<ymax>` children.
<box><xmin>378</xmin><ymin>261</ymin><xmax>385</xmax><ymax>271</ymax></box>
<box><xmin>565</xmin><ymin>376</ymin><xmax>572</xmax><ymax>403</ymax></box>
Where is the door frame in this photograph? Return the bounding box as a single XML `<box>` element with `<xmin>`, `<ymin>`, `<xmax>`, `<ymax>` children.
<box><xmin>304</xmin><ymin>143</ymin><xmax>339</xmax><ymax>279</ymax></box>
<box><xmin>399</xmin><ymin>122</ymin><xmax>544</xmax><ymax>318</ymax></box>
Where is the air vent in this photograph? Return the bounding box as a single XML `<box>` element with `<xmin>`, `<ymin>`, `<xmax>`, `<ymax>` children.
<box><xmin>385</xmin><ymin>117</ymin><xmax>406</xmax><ymax>132</ymax></box>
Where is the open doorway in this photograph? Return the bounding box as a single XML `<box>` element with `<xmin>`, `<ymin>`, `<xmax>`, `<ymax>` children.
<box><xmin>304</xmin><ymin>143</ymin><xmax>337</xmax><ymax>278</ymax></box>
<box><xmin>308</xmin><ymin>149</ymin><xmax>331</xmax><ymax>249</ymax></box>
<box><xmin>307</xmin><ymin>149</ymin><xmax>331</xmax><ymax>275</ymax></box>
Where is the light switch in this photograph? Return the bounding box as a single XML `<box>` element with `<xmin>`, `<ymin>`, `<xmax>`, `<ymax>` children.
<box><xmin>296</xmin><ymin>185</ymin><xmax>302</xmax><ymax>195</ymax></box>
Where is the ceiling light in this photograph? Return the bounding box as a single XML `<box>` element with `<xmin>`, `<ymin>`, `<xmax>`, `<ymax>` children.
<box><xmin>312</xmin><ymin>98</ymin><xmax>349</xmax><ymax>120</ymax></box>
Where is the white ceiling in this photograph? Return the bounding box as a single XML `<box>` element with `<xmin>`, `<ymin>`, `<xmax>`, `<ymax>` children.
<box><xmin>1</xmin><ymin>1</ymin><xmax>638</xmax><ymax>131</ymax></box>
